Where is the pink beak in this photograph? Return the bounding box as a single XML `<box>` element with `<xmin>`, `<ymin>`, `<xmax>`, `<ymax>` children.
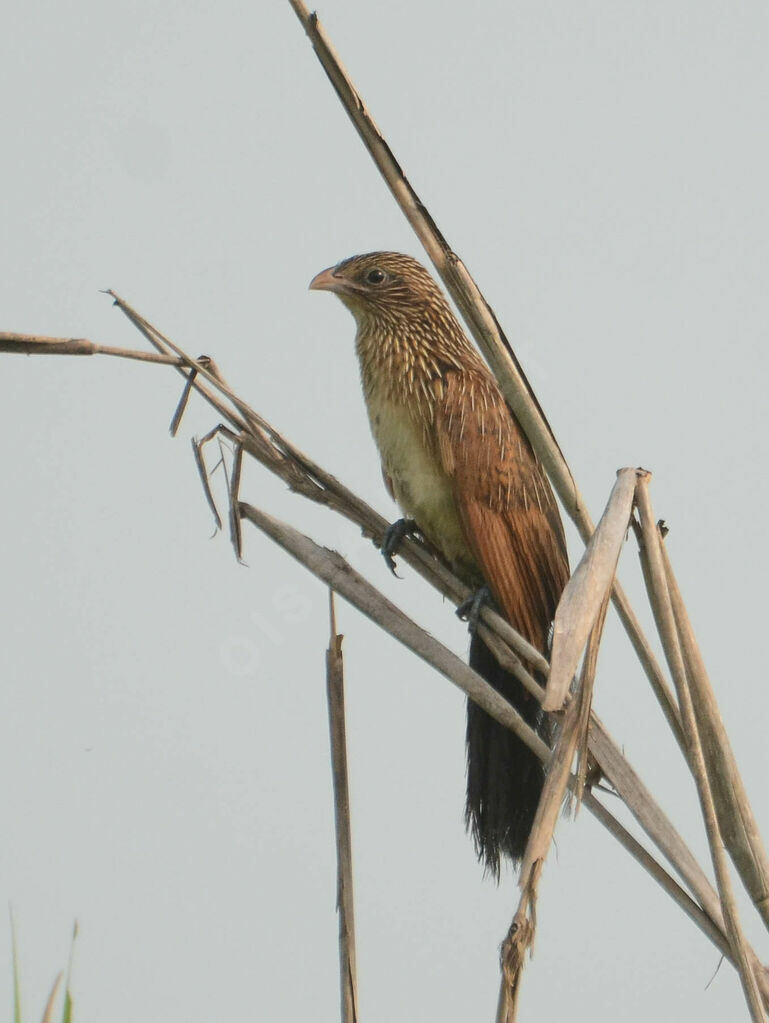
<box><xmin>308</xmin><ymin>266</ymin><xmax>340</xmax><ymax>293</ymax></box>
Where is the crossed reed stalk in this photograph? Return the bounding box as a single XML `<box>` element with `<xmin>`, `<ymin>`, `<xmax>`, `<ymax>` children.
<box><xmin>2</xmin><ymin>4</ymin><xmax>767</xmax><ymax>1020</ymax></box>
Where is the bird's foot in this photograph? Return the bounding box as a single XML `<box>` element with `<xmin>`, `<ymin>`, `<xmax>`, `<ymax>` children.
<box><xmin>381</xmin><ymin>517</ymin><xmax>418</xmax><ymax>575</ymax></box>
<box><xmin>456</xmin><ymin>584</ymin><xmax>492</xmax><ymax>634</ymax></box>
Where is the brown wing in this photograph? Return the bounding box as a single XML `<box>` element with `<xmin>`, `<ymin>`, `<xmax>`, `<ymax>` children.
<box><xmin>434</xmin><ymin>372</ymin><xmax>569</xmax><ymax>655</ymax></box>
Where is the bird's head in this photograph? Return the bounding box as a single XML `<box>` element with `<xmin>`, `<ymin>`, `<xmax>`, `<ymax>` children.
<box><xmin>309</xmin><ymin>251</ymin><xmax>449</xmax><ymax>328</ymax></box>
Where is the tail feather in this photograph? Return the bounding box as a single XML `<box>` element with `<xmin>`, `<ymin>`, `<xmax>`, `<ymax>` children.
<box><xmin>465</xmin><ymin>632</ymin><xmax>551</xmax><ymax>878</ymax></box>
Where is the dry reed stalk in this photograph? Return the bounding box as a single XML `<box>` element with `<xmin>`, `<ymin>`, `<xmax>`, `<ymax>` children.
<box><xmin>285</xmin><ymin>0</ymin><xmax>580</xmax><ymax>518</ymax></box>
<box><xmin>286</xmin><ymin>0</ymin><xmax>683</xmax><ymax>756</ymax></box>
<box><xmin>582</xmin><ymin>790</ymin><xmax>731</xmax><ymax>957</ymax></box>
<box><xmin>326</xmin><ymin>593</ymin><xmax>358</xmax><ymax>1023</ymax></box>
<box><xmin>237</xmin><ymin>491</ymin><xmax>769</xmax><ymax>1006</ymax></box>
<box><xmin>572</xmin><ymin>596</ymin><xmax>609</xmax><ymax>804</ymax></box>
<box><xmin>0</xmin><ymin>330</ymin><xmax>184</xmax><ymax>364</ymax></box>
<box><xmin>233</xmin><ymin>497</ymin><xmax>762</xmax><ymax>991</ymax></box>
<box><xmin>495</xmin><ymin>864</ymin><xmax>539</xmax><ymax>1023</ymax></box>
<box><xmin>239</xmin><ymin>502</ymin><xmax>551</xmax><ymax>759</ymax></box>
<box><xmin>497</xmin><ymin>588</ymin><xmax>608</xmax><ymax>1022</ymax></box>
<box><xmin>659</xmin><ymin>539</ymin><xmax>769</xmax><ymax>929</ymax></box>
<box><xmin>525</xmin><ymin>605</ymin><xmax>606</xmax><ymax>874</ymax></box>
<box><xmin>4</xmin><ymin>8</ymin><xmax>768</xmax><ymax>1013</ymax></box>
<box><xmin>545</xmin><ymin>467</ymin><xmax>638</xmax><ymax>711</ymax></box>
<box><xmin>635</xmin><ymin>475</ymin><xmax>766</xmax><ymax>1022</ymax></box>
<box><xmin>1</xmin><ymin>324</ymin><xmax>548</xmax><ymax>682</ymax></box>
<box><xmin>5</xmin><ymin>322</ymin><xmax>767</xmax><ymax>999</ymax></box>
<box><xmin>587</xmin><ymin>721</ymin><xmax>769</xmax><ymax>1003</ymax></box>
<box><xmin>281</xmin><ymin>11</ymin><xmax>769</xmax><ymax>1005</ymax></box>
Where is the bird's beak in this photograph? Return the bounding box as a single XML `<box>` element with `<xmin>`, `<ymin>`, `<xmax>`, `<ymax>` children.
<box><xmin>309</xmin><ymin>266</ymin><xmax>341</xmax><ymax>293</ymax></box>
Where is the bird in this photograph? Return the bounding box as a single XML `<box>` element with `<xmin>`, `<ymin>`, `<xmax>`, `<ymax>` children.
<box><xmin>310</xmin><ymin>251</ymin><xmax>569</xmax><ymax>876</ymax></box>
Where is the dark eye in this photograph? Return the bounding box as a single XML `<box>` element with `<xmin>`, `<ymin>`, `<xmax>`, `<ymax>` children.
<box><xmin>366</xmin><ymin>268</ymin><xmax>386</xmax><ymax>285</ymax></box>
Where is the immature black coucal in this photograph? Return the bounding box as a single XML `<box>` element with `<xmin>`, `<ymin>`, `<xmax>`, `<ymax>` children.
<box><xmin>310</xmin><ymin>252</ymin><xmax>569</xmax><ymax>876</ymax></box>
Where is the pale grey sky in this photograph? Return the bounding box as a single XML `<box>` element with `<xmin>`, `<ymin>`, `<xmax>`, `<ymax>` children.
<box><xmin>2</xmin><ymin>2</ymin><xmax>769</xmax><ymax>1020</ymax></box>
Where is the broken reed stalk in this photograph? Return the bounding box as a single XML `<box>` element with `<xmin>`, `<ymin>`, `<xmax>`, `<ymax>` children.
<box><xmin>326</xmin><ymin>593</ymin><xmax>359</xmax><ymax>1023</ymax></box>
<box><xmin>497</xmin><ymin>583</ymin><xmax>610</xmax><ymax>1022</ymax></box>
<box><xmin>495</xmin><ymin>863</ymin><xmax>539</xmax><ymax>1023</ymax></box>
<box><xmin>635</xmin><ymin>476</ymin><xmax>766</xmax><ymax>1022</ymax></box>
<box><xmin>286</xmin><ymin>0</ymin><xmax>684</xmax><ymax>760</ymax></box>
<box><xmin>545</xmin><ymin>467</ymin><xmax>638</xmax><ymax>711</ymax></box>
<box><xmin>4</xmin><ymin>322</ymin><xmax>767</xmax><ymax>1003</ymax></box>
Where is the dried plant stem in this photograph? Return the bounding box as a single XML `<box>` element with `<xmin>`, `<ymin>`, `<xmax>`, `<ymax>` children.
<box><xmin>106</xmin><ymin>292</ymin><xmax>254</xmax><ymax>433</ymax></box>
<box><xmin>584</xmin><ymin>790</ymin><xmax>732</xmax><ymax>949</ymax></box>
<box><xmin>572</xmin><ymin>596</ymin><xmax>608</xmax><ymax>803</ymax></box>
<box><xmin>498</xmin><ymin>585</ymin><xmax>609</xmax><ymax>1022</ymax></box>
<box><xmin>286</xmin><ymin>0</ymin><xmax>683</xmax><ymax>762</ymax></box>
<box><xmin>587</xmin><ymin>721</ymin><xmax>717</xmax><ymax>922</ymax></box>
<box><xmin>546</xmin><ymin>467</ymin><xmax>637</xmax><ymax>710</ymax></box>
<box><xmin>495</xmin><ymin>864</ymin><xmax>540</xmax><ymax>1023</ymax></box>
<box><xmin>240</xmin><ymin>502</ymin><xmax>550</xmax><ymax>759</ymax></box>
<box><xmin>236</xmin><ymin>499</ymin><xmax>768</xmax><ymax>996</ymax></box>
<box><xmin>3</xmin><ymin>319</ymin><xmax>767</xmax><ymax>1001</ymax></box>
<box><xmin>286</xmin><ymin>0</ymin><xmax>579</xmax><ymax>518</ymax></box>
<box><xmin>635</xmin><ymin>476</ymin><xmax>766</xmax><ymax>1022</ymax></box>
<box><xmin>4</xmin><ymin>317</ymin><xmax>764</xmax><ymax>990</ymax></box>
<box><xmin>181</xmin><ymin>393</ymin><xmax>708</xmax><ymax>941</ymax></box>
<box><xmin>0</xmin><ymin>330</ymin><xmax>184</xmax><ymax>364</ymax></box>
<box><xmin>326</xmin><ymin>593</ymin><xmax>358</xmax><ymax>1023</ymax></box>
<box><xmin>659</xmin><ymin>540</ymin><xmax>769</xmax><ymax>929</ymax></box>
<box><xmin>0</xmin><ymin>323</ymin><xmax>548</xmax><ymax>694</ymax></box>
<box><xmin>2</xmin><ymin>7</ymin><xmax>767</xmax><ymax>1013</ymax></box>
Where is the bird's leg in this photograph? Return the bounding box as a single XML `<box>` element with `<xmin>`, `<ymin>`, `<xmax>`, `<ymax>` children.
<box><xmin>456</xmin><ymin>584</ymin><xmax>493</xmax><ymax>634</ymax></box>
<box><xmin>380</xmin><ymin>517</ymin><xmax>418</xmax><ymax>575</ymax></box>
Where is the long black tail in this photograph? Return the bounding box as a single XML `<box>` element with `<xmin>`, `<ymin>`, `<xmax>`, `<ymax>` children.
<box><xmin>465</xmin><ymin>632</ymin><xmax>551</xmax><ymax>878</ymax></box>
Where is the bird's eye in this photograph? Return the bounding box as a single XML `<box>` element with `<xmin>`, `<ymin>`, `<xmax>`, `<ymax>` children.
<box><xmin>366</xmin><ymin>268</ymin><xmax>386</xmax><ymax>285</ymax></box>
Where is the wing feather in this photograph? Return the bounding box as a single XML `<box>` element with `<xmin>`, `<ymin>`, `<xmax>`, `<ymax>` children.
<box><xmin>435</xmin><ymin>373</ymin><xmax>569</xmax><ymax>654</ymax></box>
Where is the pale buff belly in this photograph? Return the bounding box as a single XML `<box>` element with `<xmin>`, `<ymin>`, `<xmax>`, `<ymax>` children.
<box><xmin>365</xmin><ymin>395</ymin><xmax>481</xmax><ymax>583</ymax></box>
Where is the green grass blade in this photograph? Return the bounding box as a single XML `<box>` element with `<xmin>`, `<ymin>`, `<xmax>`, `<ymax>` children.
<box><xmin>10</xmin><ymin>907</ymin><xmax>22</xmax><ymax>1023</ymax></box>
<box><xmin>61</xmin><ymin>921</ymin><xmax>78</xmax><ymax>1023</ymax></box>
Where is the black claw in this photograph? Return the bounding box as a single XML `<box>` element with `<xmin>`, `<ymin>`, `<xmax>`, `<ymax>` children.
<box><xmin>457</xmin><ymin>584</ymin><xmax>492</xmax><ymax>634</ymax></box>
<box><xmin>381</xmin><ymin>518</ymin><xmax>418</xmax><ymax>575</ymax></box>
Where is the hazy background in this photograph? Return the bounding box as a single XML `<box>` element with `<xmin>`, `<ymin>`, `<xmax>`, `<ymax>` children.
<box><xmin>2</xmin><ymin>1</ymin><xmax>768</xmax><ymax>1019</ymax></box>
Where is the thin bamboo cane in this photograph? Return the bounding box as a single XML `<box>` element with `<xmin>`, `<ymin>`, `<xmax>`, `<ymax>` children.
<box><xmin>326</xmin><ymin>594</ymin><xmax>359</xmax><ymax>1023</ymax></box>
<box><xmin>635</xmin><ymin>475</ymin><xmax>766</xmax><ymax>1022</ymax></box>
